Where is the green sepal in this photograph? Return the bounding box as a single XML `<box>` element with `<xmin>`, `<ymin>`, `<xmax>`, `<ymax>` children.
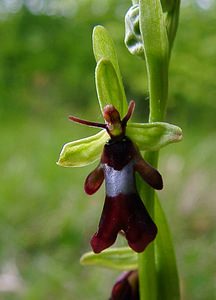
<box><xmin>80</xmin><ymin>247</ymin><xmax>138</xmax><ymax>271</ymax></box>
<box><xmin>93</xmin><ymin>25</ymin><xmax>127</xmax><ymax>117</ymax></box>
<box><xmin>57</xmin><ymin>130</ymin><xmax>108</xmax><ymax>167</ymax></box>
<box><xmin>95</xmin><ymin>58</ymin><xmax>126</xmax><ymax>118</ymax></box>
<box><xmin>155</xmin><ymin>194</ymin><xmax>180</xmax><ymax>299</ymax></box>
<box><xmin>126</xmin><ymin>122</ymin><xmax>182</xmax><ymax>151</ymax></box>
<box><xmin>57</xmin><ymin>121</ymin><xmax>182</xmax><ymax>168</ymax></box>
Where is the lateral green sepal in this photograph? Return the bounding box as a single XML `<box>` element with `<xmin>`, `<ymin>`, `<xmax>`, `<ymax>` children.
<box><xmin>57</xmin><ymin>130</ymin><xmax>108</xmax><ymax>167</ymax></box>
<box><xmin>126</xmin><ymin>122</ymin><xmax>182</xmax><ymax>151</ymax></box>
<box><xmin>80</xmin><ymin>247</ymin><xmax>138</xmax><ymax>271</ymax></box>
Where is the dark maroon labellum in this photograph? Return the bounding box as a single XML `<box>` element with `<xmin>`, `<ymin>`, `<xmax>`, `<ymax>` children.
<box><xmin>69</xmin><ymin>101</ymin><xmax>163</xmax><ymax>253</ymax></box>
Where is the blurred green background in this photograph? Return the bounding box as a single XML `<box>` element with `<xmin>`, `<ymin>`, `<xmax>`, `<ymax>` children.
<box><xmin>0</xmin><ymin>0</ymin><xmax>215</xmax><ymax>299</ymax></box>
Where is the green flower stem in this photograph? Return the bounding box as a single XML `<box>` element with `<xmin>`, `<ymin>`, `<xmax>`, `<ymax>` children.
<box><xmin>138</xmin><ymin>242</ymin><xmax>157</xmax><ymax>299</ymax></box>
<box><xmin>138</xmin><ymin>151</ymin><xmax>159</xmax><ymax>300</ymax></box>
<box><xmin>154</xmin><ymin>194</ymin><xmax>180</xmax><ymax>299</ymax></box>
<box><xmin>147</xmin><ymin>62</ymin><xmax>168</xmax><ymax>122</ymax></box>
<box><xmin>138</xmin><ymin>1</ymin><xmax>180</xmax><ymax>300</ymax></box>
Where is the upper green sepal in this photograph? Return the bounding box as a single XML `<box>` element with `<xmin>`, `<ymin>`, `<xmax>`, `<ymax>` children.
<box><xmin>93</xmin><ymin>25</ymin><xmax>128</xmax><ymax>117</ymax></box>
<box><xmin>80</xmin><ymin>247</ymin><xmax>138</xmax><ymax>271</ymax></box>
<box><xmin>126</xmin><ymin>122</ymin><xmax>182</xmax><ymax>151</ymax></box>
<box><xmin>57</xmin><ymin>130</ymin><xmax>108</xmax><ymax>167</ymax></box>
<box><xmin>95</xmin><ymin>58</ymin><xmax>126</xmax><ymax>118</ymax></box>
<box><xmin>93</xmin><ymin>25</ymin><xmax>119</xmax><ymax>68</ymax></box>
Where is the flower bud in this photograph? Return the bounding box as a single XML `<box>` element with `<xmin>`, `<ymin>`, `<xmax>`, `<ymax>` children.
<box><xmin>110</xmin><ymin>271</ymin><xmax>139</xmax><ymax>300</ymax></box>
<box><xmin>124</xmin><ymin>5</ymin><xmax>144</xmax><ymax>59</ymax></box>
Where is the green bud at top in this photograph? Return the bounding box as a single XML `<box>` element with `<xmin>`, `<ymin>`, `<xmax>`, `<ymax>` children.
<box><xmin>124</xmin><ymin>4</ymin><xmax>145</xmax><ymax>59</ymax></box>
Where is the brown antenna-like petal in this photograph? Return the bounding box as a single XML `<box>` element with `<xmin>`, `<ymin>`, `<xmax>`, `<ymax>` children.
<box><xmin>69</xmin><ymin>115</ymin><xmax>106</xmax><ymax>129</ymax></box>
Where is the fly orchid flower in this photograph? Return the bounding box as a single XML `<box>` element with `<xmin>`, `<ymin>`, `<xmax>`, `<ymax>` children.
<box><xmin>59</xmin><ymin>101</ymin><xmax>168</xmax><ymax>253</ymax></box>
<box><xmin>58</xmin><ymin>97</ymin><xmax>182</xmax><ymax>253</ymax></box>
